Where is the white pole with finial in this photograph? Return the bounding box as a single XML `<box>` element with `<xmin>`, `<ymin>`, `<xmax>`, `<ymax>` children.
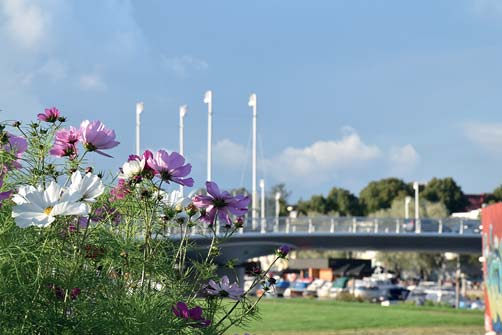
<box><xmin>204</xmin><ymin>91</ymin><xmax>213</xmax><ymax>182</ymax></box>
<box><xmin>179</xmin><ymin>105</ymin><xmax>187</xmax><ymax>195</ymax></box>
<box><xmin>249</xmin><ymin>93</ymin><xmax>257</xmax><ymax>230</ymax></box>
<box><xmin>136</xmin><ymin>102</ymin><xmax>144</xmax><ymax>156</ymax></box>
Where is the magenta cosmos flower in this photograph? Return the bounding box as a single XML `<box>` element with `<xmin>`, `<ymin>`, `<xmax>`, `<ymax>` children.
<box><xmin>49</xmin><ymin>142</ymin><xmax>78</xmax><ymax>160</ymax></box>
<box><xmin>50</xmin><ymin>126</ymin><xmax>80</xmax><ymax>159</ymax></box>
<box><xmin>0</xmin><ymin>178</ymin><xmax>12</xmax><ymax>208</ymax></box>
<box><xmin>2</xmin><ymin>133</ymin><xmax>28</xmax><ymax>169</ymax></box>
<box><xmin>37</xmin><ymin>107</ymin><xmax>60</xmax><ymax>123</ymax></box>
<box><xmin>192</xmin><ymin>181</ymin><xmax>250</xmax><ymax>225</ymax></box>
<box><xmin>147</xmin><ymin>150</ymin><xmax>194</xmax><ymax>187</ymax></box>
<box><xmin>55</xmin><ymin>126</ymin><xmax>80</xmax><ymax>145</ymax></box>
<box><xmin>79</xmin><ymin>120</ymin><xmax>120</xmax><ymax>157</ymax></box>
<box><xmin>172</xmin><ymin>302</ymin><xmax>211</xmax><ymax>328</ymax></box>
<box><xmin>206</xmin><ymin>275</ymin><xmax>244</xmax><ymax>300</ymax></box>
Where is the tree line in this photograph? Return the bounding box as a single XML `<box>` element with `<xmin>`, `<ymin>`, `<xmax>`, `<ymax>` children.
<box><xmin>228</xmin><ymin>177</ymin><xmax>502</xmax><ymax>218</ymax></box>
<box><xmin>295</xmin><ymin>177</ymin><xmax>493</xmax><ymax>217</ymax></box>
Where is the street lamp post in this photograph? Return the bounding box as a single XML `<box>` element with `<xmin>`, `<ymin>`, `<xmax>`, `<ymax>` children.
<box><xmin>413</xmin><ymin>182</ymin><xmax>420</xmax><ymax>232</ymax></box>
<box><xmin>405</xmin><ymin>196</ymin><xmax>411</xmax><ymax>219</ymax></box>
<box><xmin>260</xmin><ymin>179</ymin><xmax>265</xmax><ymax>233</ymax></box>
<box><xmin>135</xmin><ymin>102</ymin><xmax>144</xmax><ymax>156</ymax></box>
<box><xmin>249</xmin><ymin>93</ymin><xmax>258</xmax><ymax>230</ymax></box>
<box><xmin>204</xmin><ymin>90</ymin><xmax>213</xmax><ymax>182</ymax></box>
<box><xmin>179</xmin><ymin>105</ymin><xmax>187</xmax><ymax>195</ymax></box>
<box><xmin>275</xmin><ymin>192</ymin><xmax>281</xmax><ymax>231</ymax></box>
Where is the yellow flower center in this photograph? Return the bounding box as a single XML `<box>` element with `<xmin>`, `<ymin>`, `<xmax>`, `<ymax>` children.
<box><xmin>44</xmin><ymin>207</ymin><xmax>53</xmax><ymax>215</ymax></box>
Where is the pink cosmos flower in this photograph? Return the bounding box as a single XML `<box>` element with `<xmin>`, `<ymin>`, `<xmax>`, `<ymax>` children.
<box><xmin>91</xmin><ymin>205</ymin><xmax>121</xmax><ymax>225</ymax></box>
<box><xmin>79</xmin><ymin>120</ymin><xmax>120</xmax><ymax>157</ymax></box>
<box><xmin>2</xmin><ymin>133</ymin><xmax>28</xmax><ymax>169</ymax></box>
<box><xmin>49</xmin><ymin>142</ymin><xmax>78</xmax><ymax>160</ymax></box>
<box><xmin>172</xmin><ymin>302</ymin><xmax>211</xmax><ymax>328</ymax></box>
<box><xmin>55</xmin><ymin>126</ymin><xmax>80</xmax><ymax>144</ymax></box>
<box><xmin>193</xmin><ymin>181</ymin><xmax>250</xmax><ymax>225</ymax></box>
<box><xmin>147</xmin><ymin>150</ymin><xmax>194</xmax><ymax>187</ymax></box>
<box><xmin>37</xmin><ymin>107</ymin><xmax>60</xmax><ymax>123</ymax></box>
<box><xmin>50</xmin><ymin>126</ymin><xmax>81</xmax><ymax>160</ymax></box>
<box><xmin>0</xmin><ymin>178</ymin><xmax>11</xmax><ymax>207</ymax></box>
<box><xmin>206</xmin><ymin>275</ymin><xmax>244</xmax><ymax>300</ymax></box>
<box><xmin>110</xmin><ymin>179</ymin><xmax>130</xmax><ymax>201</ymax></box>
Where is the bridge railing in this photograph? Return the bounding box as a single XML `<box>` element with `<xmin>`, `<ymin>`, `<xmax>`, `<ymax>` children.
<box><xmin>167</xmin><ymin>216</ymin><xmax>481</xmax><ymax>236</ymax></box>
<box><xmin>241</xmin><ymin>216</ymin><xmax>481</xmax><ymax>235</ymax></box>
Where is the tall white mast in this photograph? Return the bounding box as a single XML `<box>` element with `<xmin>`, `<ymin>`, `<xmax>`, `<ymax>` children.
<box><xmin>135</xmin><ymin>102</ymin><xmax>144</xmax><ymax>156</ymax></box>
<box><xmin>249</xmin><ymin>93</ymin><xmax>257</xmax><ymax>228</ymax></box>
<box><xmin>204</xmin><ymin>91</ymin><xmax>213</xmax><ymax>182</ymax></box>
<box><xmin>179</xmin><ymin>105</ymin><xmax>187</xmax><ymax>195</ymax></box>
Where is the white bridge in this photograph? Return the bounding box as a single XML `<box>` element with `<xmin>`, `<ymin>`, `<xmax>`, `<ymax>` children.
<box><xmin>178</xmin><ymin>217</ymin><xmax>482</xmax><ymax>263</ymax></box>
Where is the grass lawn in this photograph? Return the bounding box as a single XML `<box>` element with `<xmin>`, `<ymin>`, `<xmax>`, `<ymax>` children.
<box><xmin>227</xmin><ymin>298</ymin><xmax>484</xmax><ymax>335</ymax></box>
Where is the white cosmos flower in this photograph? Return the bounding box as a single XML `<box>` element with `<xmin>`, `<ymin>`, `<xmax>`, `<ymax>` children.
<box><xmin>160</xmin><ymin>190</ymin><xmax>191</xmax><ymax>209</ymax></box>
<box><xmin>163</xmin><ymin>190</ymin><xmax>201</xmax><ymax>222</ymax></box>
<box><xmin>11</xmin><ymin>185</ymin><xmax>36</xmax><ymax>205</ymax></box>
<box><xmin>12</xmin><ymin>181</ymin><xmax>88</xmax><ymax>228</ymax></box>
<box><xmin>119</xmin><ymin>158</ymin><xmax>145</xmax><ymax>180</ymax></box>
<box><xmin>66</xmin><ymin>171</ymin><xmax>104</xmax><ymax>202</ymax></box>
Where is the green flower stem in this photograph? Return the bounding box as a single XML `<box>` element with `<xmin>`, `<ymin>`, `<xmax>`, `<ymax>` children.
<box><xmin>214</xmin><ymin>256</ymin><xmax>280</xmax><ymax>331</ymax></box>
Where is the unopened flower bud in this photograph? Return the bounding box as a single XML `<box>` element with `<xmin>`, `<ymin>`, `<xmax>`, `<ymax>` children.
<box><xmin>276</xmin><ymin>245</ymin><xmax>291</xmax><ymax>258</ymax></box>
<box><xmin>234</xmin><ymin>216</ymin><xmax>244</xmax><ymax>228</ymax></box>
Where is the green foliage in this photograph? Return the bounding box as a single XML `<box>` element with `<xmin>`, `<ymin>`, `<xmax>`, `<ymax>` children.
<box><xmin>359</xmin><ymin>178</ymin><xmax>412</xmax><ymax>215</ymax></box>
<box><xmin>370</xmin><ymin>197</ymin><xmax>448</xmax><ymax>218</ymax></box>
<box><xmin>485</xmin><ymin>184</ymin><xmax>502</xmax><ymax>204</ymax></box>
<box><xmin>422</xmin><ymin>177</ymin><xmax>468</xmax><ymax>214</ymax></box>
<box><xmin>376</xmin><ymin>252</ymin><xmax>446</xmax><ymax>280</ymax></box>
<box><xmin>0</xmin><ymin>115</ymin><xmax>277</xmax><ymax>334</ymax></box>
<box><xmin>326</xmin><ymin>187</ymin><xmax>362</xmax><ymax>216</ymax></box>
<box><xmin>295</xmin><ymin>187</ymin><xmax>360</xmax><ymax>217</ymax></box>
<box><xmin>229</xmin><ymin>299</ymin><xmax>483</xmax><ymax>334</ymax></box>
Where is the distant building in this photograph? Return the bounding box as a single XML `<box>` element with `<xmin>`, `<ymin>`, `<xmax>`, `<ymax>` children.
<box><xmin>464</xmin><ymin>194</ymin><xmax>487</xmax><ymax>212</ymax></box>
<box><xmin>286</xmin><ymin>258</ymin><xmax>372</xmax><ymax>281</ymax></box>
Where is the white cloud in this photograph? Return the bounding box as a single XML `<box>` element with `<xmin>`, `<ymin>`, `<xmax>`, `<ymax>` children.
<box><xmin>464</xmin><ymin>122</ymin><xmax>502</xmax><ymax>153</ymax></box>
<box><xmin>471</xmin><ymin>0</ymin><xmax>502</xmax><ymax>15</ymax></box>
<box><xmin>162</xmin><ymin>55</ymin><xmax>208</xmax><ymax>78</ymax></box>
<box><xmin>213</xmin><ymin>139</ymin><xmax>248</xmax><ymax>169</ymax></box>
<box><xmin>265</xmin><ymin>130</ymin><xmax>381</xmax><ymax>184</ymax></box>
<box><xmin>1</xmin><ymin>0</ymin><xmax>50</xmax><ymax>50</ymax></box>
<box><xmin>78</xmin><ymin>73</ymin><xmax>107</xmax><ymax>91</ymax></box>
<box><xmin>38</xmin><ymin>59</ymin><xmax>67</xmax><ymax>81</ymax></box>
<box><xmin>389</xmin><ymin>144</ymin><xmax>420</xmax><ymax>177</ymax></box>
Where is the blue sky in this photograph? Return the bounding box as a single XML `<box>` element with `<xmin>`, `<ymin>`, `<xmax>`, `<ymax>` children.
<box><xmin>2</xmin><ymin>0</ymin><xmax>502</xmax><ymax>201</ymax></box>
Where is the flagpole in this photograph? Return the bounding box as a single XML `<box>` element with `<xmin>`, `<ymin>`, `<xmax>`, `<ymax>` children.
<box><xmin>248</xmin><ymin>93</ymin><xmax>257</xmax><ymax>229</ymax></box>
<box><xmin>135</xmin><ymin>102</ymin><xmax>144</xmax><ymax>156</ymax></box>
<box><xmin>179</xmin><ymin>105</ymin><xmax>187</xmax><ymax>195</ymax></box>
<box><xmin>204</xmin><ymin>91</ymin><xmax>213</xmax><ymax>182</ymax></box>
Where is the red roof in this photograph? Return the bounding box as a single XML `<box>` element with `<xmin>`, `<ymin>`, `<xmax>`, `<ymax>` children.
<box><xmin>464</xmin><ymin>194</ymin><xmax>486</xmax><ymax>211</ymax></box>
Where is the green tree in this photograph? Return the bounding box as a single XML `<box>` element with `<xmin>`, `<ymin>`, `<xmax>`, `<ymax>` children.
<box><xmin>308</xmin><ymin>195</ymin><xmax>329</xmax><ymax>214</ymax></box>
<box><xmin>422</xmin><ymin>177</ymin><xmax>468</xmax><ymax>214</ymax></box>
<box><xmin>265</xmin><ymin>183</ymin><xmax>292</xmax><ymax>216</ymax></box>
<box><xmin>296</xmin><ymin>195</ymin><xmax>329</xmax><ymax>216</ymax></box>
<box><xmin>486</xmin><ymin>184</ymin><xmax>502</xmax><ymax>204</ymax></box>
<box><xmin>359</xmin><ymin>178</ymin><xmax>412</xmax><ymax>215</ymax></box>
<box><xmin>370</xmin><ymin>197</ymin><xmax>448</xmax><ymax>218</ymax></box>
<box><xmin>326</xmin><ymin>187</ymin><xmax>362</xmax><ymax>216</ymax></box>
<box><xmin>377</xmin><ymin>252</ymin><xmax>446</xmax><ymax>280</ymax></box>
